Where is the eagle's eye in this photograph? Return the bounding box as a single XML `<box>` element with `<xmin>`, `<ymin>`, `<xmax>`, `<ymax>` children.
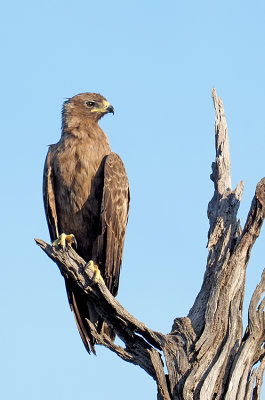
<box><xmin>86</xmin><ymin>101</ymin><xmax>95</xmax><ymax>107</ymax></box>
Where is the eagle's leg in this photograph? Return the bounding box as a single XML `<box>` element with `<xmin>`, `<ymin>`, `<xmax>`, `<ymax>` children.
<box><xmin>86</xmin><ymin>260</ymin><xmax>104</xmax><ymax>284</ymax></box>
<box><xmin>52</xmin><ymin>233</ymin><xmax>77</xmax><ymax>250</ymax></box>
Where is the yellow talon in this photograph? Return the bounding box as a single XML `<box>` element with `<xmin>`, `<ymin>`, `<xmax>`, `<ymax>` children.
<box><xmin>87</xmin><ymin>260</ymin><xmax>104</xmax><ymax>284</ymax></box>
<box><xmin>52</xmin><ymin>233</ymin><xmax>77</xmax><ymax>249</ymax></box>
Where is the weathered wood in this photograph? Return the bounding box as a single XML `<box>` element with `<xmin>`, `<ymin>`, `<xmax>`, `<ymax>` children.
<box><xmin>36</xmin><ymin>89</ymin><xmax>265</xmax><ymax>399</ymax></box>
<box><xmin>35</xmin><ymin>239</ymin><xmax>171</xmax><ymax>400</ymax></box>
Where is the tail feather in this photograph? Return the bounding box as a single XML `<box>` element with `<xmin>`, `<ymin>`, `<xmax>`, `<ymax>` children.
<box><xmin>65</xmin><ymin>279</ymin><xmax>114</xmax><ymax>354</ymax></box>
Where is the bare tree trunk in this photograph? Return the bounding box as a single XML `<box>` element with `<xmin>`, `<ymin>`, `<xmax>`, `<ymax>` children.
<box><xmin>36</xmin><ymin>89</ymin><xmax>265</xmax><ymax>399</ymax></box>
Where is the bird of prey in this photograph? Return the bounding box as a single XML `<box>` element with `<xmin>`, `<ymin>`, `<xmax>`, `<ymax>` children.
<box><xmin>43</xmin><ymin>93</ymin><xmax>130</xmax><ymax>354</ymax></box>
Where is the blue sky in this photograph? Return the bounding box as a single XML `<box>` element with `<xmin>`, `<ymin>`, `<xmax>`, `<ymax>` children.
<box><xmin>1</xmin><ymin>1</ymin><xmax>265</xmax><ymax>399</ymax></box>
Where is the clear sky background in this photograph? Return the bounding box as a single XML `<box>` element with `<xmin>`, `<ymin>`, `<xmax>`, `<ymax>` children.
<box><xmin>1</xmin><ymin>1</ymin><xmax>265</xmax><ymax>399</ymax></box>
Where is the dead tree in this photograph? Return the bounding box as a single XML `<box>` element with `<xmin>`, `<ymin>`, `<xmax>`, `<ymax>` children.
<box><xmin>36</xmin><ymin>89</ymin><xmax>265</xmax><ymax>400</ymax></box>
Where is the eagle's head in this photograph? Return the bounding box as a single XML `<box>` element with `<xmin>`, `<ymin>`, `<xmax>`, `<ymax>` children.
<box><xmin>62</xmin><ymin>92</ymin><xmax>114</xmax><ymax>127</ymax></box>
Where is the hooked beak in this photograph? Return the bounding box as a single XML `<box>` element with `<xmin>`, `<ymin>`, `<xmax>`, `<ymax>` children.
<box><xmin>106</xmin><ymin>104</ymin><xmax>114</xmax><ymax>115</ymax></box>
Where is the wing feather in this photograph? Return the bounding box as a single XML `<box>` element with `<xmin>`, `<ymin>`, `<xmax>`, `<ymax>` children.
<box><xmin>97</xmin><ymin>153</ymin><xmax>130</xmax><ymax>296</ymax></box>
<box><xmin>43</xmin><ymin>147</ymin><xmax>59</xmax><ymax>241</ymax></box>
<box><xmin>43</xmin><ymin>146</ymin><xmax>95</xmax><ymax>354</ymax></box>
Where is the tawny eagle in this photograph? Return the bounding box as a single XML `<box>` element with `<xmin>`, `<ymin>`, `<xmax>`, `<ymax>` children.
<box><xmin>43</xmin><ymin>93</ymin><xmax>130</xmax><ymax>354</ymax></box>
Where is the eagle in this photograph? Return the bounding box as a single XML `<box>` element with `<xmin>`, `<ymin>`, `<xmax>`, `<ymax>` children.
<box><xmin>43</xmin><ymin>93</ymin><xmax>130</xmax><ymax>354</ymax></box>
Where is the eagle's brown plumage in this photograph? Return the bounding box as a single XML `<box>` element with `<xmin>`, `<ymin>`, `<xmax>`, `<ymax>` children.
<box><xmin>43</xmin><ymin>93</ymin><xmax>130</xmax><ymax>354</ymax></box>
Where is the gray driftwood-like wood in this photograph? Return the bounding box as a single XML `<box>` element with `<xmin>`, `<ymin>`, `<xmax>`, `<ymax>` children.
<box><xmin>36</xmin><ymin>89</ymin><xmax>265</xmax><ymax>399</ymax></box>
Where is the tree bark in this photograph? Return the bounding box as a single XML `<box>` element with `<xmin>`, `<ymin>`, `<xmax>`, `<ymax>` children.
<box><xmin>36</xmin><ymin>89</ymin><xmax>265</xmax><ymax>399</ymax></box>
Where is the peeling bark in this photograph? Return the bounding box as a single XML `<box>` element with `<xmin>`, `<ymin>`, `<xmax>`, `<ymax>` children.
<box><xmin>36</xmin><ymin>89</ymin><xmax>265</xmax><ymax>399</ymax></box>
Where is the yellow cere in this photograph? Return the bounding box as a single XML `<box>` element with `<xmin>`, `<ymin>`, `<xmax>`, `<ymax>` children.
<box><xmin>102</xmin><ymin>100</ymin><xmax>110</xmax><ymax>108</ymax></box>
